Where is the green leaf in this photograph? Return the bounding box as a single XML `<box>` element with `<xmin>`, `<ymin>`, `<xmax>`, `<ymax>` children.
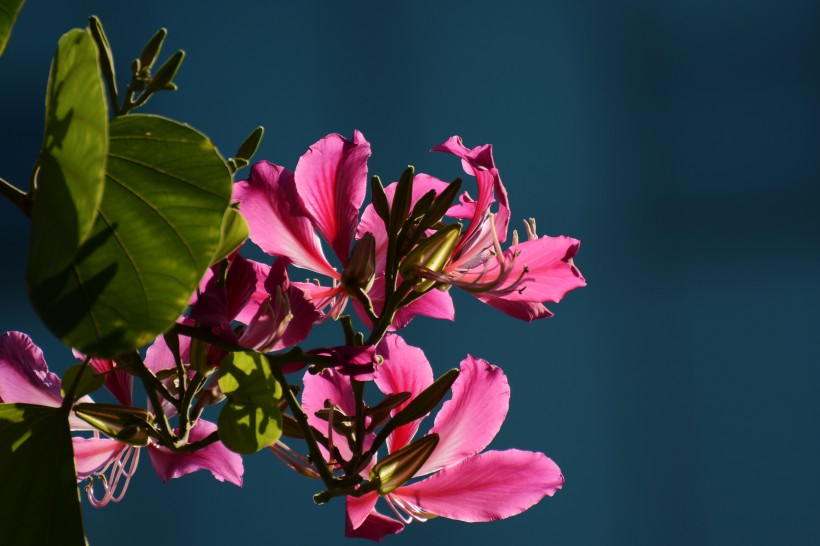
<box><xmin>218</xmin><ymin>352</ymin><xmax>284</xmax><ymax>454</ymax></box>
<box><xmin>60</xmin><ymin>364</ymin><xmax>105</xmax><ymax>400</ymax></box>
<box><xmin>29</xmin><ymin>114</ymin><xmax>232</xmax><ymax>357</ymax></box>
<box><xmin>27</xmin><ymin>28</ymin><xmax>108</xmax><ymax>286</ymax></box>
<box><xmin>0</xmin><ymin>0</ymin><xmax>25</xmax><ymax>58</ymax></box>
<box><xmin>218</xmin><ymin>351</ymin><xmax>282</xmax><ymax>404</ymax></box>
<box><xmin>0</xmin><ymin>403</ymin><xmax>86</xmax><ymax>545</ymax></box>
<box><xmin>217</xmin><ymin>401</ymin><xmax>282</xmax><ymax>454</ymax></box>
<box><xmin>210</xmin><ymin>205</ymin><xmax>249</xmax><ymax>265</ymax></box>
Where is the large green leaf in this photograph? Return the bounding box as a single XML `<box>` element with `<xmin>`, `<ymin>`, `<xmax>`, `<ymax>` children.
<box><xmin>0</xmin><ymin>0</ymin><xmax>24</xmax><ymax>58</ymax></box>
<box><xmin>30</xmin><ymin>114</ymin><xmax>232</xmax><ymax>357</ymax></box>
<box><xmin>27</xmin><ymin>28</ymin><xmax>108</xmax><ymax>286</ymax></box>
<box><xmin>0</xmin><ymin>403</ymin><xmax>86</xmax><ymax>545</ymax></box>
<box><xmin>218</xmin><ymin>351</ymin><xmax>284</xmax><ymax>453</ymax></box>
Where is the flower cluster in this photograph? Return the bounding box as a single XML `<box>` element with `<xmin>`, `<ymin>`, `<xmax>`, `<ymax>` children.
<box><xmin>0</xmin><ymin>131</ymin><xmax>584</xmax><ymax>541</ymax></box>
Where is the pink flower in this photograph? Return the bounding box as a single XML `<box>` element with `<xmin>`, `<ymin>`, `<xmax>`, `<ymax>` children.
<box><xmin>234</xmin><ymin>132</ymin><xmax>371</xmax><ymax>318</ymax></box>
<box><xmin>234</xmin><ymin>132</ymin><xmax>457</xmax><ymax>328</ymax></box>
<box><xmin>190</xmin><ymin>254</ymin><xmax>320</xmax><ymax>353</ymax></box>
<box><xmin>427</xmin><ymin>136</ymin><xmax>586</xmax><ymax>321</ymax></box>
<box><xmin>301</xmin><ymin>335</ymin><xmax>564</xmax><ymax>541</ymax></box>
<box><xmin>0</xmin><ymin>331</ymin><xmax>243</xmax><ymax>507</ymax></box>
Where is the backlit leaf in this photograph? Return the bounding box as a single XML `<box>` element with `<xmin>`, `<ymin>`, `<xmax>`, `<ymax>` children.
<box><xmin>27</xmin><ymin>28</ymin><xmax>107</xmax><ymax>286</ymax></box>
<box><xmin>0</xmin><ymin>0</ymin><xmax>25</xmax><ymax>58</ymax></box>
<box><xmin>0</xmin><ymin>403</ymin><xmax>86</xmax><ymax>545</ymax></box>
<box><xmin>30</xmin><ymin>114</ymin><xmax>232</xmax><ymax>357</ymax></box>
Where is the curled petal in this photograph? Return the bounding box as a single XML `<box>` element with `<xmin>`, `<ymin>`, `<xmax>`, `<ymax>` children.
<box><xmin>295</xmin><ymin>131</ymin><xmax>371</xmax><ymax>264</ymax></box>
<box><xmin>418</xmin><ymin>356</ymin><xmax>509</xmax><ymax>475</ymax></box>
<box><xmin>147</xmin><ymin>420</ymin><xmax>243</xmax><ymax>486</ymax></box>
<box><xmin>0</xmin><ymin>331</ymin><xmax>62</xmax><ymax>407</ymax></box>
<box><xmin>346</xmin><ymin>504</ymin><xmax>404</xmax><ymax>542</ymax></box>
<box><xmin>234</xmin><ymin>161</ymin><xmax>337</xmax><ymax>278</ymax></box>
<box><xmin>392</xmin><ymin>288</ymin><xmax>455</xmax><ymax>330</ymax></box>
<box><xmin>73</xmin><ymin>436</ymin><xmax>128</xmax><ymax>480</ymax></box>
<box><xmin>395</xmin><ymin>449</ymin><xmax>563</xmax><ymax>522</ymax></box>
<box><xmin>346</xmin><ymin>490</ymin><xmax>380</xmax><ymax>532</ymax></box>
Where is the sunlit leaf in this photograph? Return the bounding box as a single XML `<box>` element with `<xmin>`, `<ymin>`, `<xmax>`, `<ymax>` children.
<box><xmin>218</xmin><ymin>352</ymin><xmax>283</xmax><ymax>454</ymax></box>
<box><xmin>210</xmin><ymin>205</ymin><xmax>248</xmax><ymax>265</ymax></box>
<box><xmin>60</xmin><ymin>364</ymin><xmax>104</xmax><ymax>400</ymax></box>
<box><xmin>0</xmin><ymin>403</ymin><xmax>86</xmax><ymax>545</ymax></box>
<box><xmin>0</xmin><ymin>0</ymin><xmax>25</xmax><ymax>58</ymax></box>
<box><xmin>30</xmin><ymin>114</ymin><xmax>232</xmax><ymax>357</ymax></box>
<box><xmin>218</xmin><ymin>401</ymin><xmax>282</xmax><ymax>454</ymax></box>
<box><xmin>27</xmin><ymin>28</ymin><xmax>107</xmax><ymax>286</ymax></box>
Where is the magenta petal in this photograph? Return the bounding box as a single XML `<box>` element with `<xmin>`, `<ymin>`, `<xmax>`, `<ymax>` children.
<box><xmin>234</xmin><ymin>161</ymin><xmax>337</xmax><ymax>278</ymax></box>
<box><xmin>475</xmin><ymin>296</ymin><xmax>554</xmax><ymax>322</ymax></box>
<box><xmin>0</xmin><ymin>331</ymin><xmax>63</xmax><ymax>407</ymax></box>
<box><xmin>346</xmin><ymin>490</ymin><xmax>380</xmax><ymax>531</ymax></box>
<box><xmin>73</xmin><ymin>436</ymin><xmax>127</xmax><ymax>480</ymax></box>
<box><xmin>395</xmin><ymin>449</ymin><xmax>564</xmax><ymax>522</ymax></box>
<box><xmin>294</xmin><ymin>131</ymin><xmax>371</xmax><ymax>264</ymax></box>
<box><xmin>418</xmin><ymin>355</ymin><xmax>509</xmax><ymax>475</ymax></box>
<box><xmin>302</xmin><ymin>368</ymin><xmax>355</xmax><ymax>429</ymax></box>
<box><xmin>147</xmin><ymin>420</ymin><xmax>243</xmax><ymax>486</ymax></box>
<box><xmin>497</xmin><ymin>236</ymin><xmax>586</xmax><ymax>303</ymax></box>
<box><xmin>234</xmin><ymin>258</ymin><xmax>273</xmax><ymax>324</ymax></box>
<box><xmin>392</xmin><ymin>287</ymin><xmax>455</xmax><ymax>330</ymax></box>
<box><xmin>346</xmin><ymin>505</ymin><xmax>404</xmax><ymax>541</ymax></box>
<box><xmin>374</xmin><ymin>336</ymin><xmax>434</xmax><ymax>452</ymax></box>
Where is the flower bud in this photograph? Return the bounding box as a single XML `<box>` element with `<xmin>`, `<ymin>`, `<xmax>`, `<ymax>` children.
<box><xmin>399</xmin><ymin>223</ymin><xmax>461</xmax><ymax>292</ymax></box>
<box><xmin>371</xmin><ymin>434</ymin><xmax>439</xmax><ymax>494</ymax></box>
<box><xmin>73</xmin><ymin>403</ymin><xmax>153</xmax><ymax>447</ymax></box>
<box><xmin>342</xmin><ymin>232</ymin><xmax>376</xmax><ymax>294</ymax></box>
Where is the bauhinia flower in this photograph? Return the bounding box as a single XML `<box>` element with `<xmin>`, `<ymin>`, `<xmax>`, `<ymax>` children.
<box><xmin>0</xmin><ymin>331</ymin><xmax>243</xmax><ymax>507</ymax></box>
<box><xmin>190</xmin><ymin>253</ymin><xmax>320</xmax><ymax>353</ymax></box>
<box><xmin>234</xmin><ymin>131</ymin><xmax>457</xmax><ymax>327</ymax></box>
<box><xmin>301</xmin><ymin>335</ymin><xmax>564</xmax><ymax>541</ymax></box>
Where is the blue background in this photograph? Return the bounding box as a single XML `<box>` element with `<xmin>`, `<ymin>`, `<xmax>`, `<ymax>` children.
<box><xmin>1</xmin><ymin>1</ymin><xmax>819</xmax><ymax>544</ymax></box>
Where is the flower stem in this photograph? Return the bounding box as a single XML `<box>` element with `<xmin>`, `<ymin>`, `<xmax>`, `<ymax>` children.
<box><xmin>0</xmin><ymin>177</ymin><xmax>32</xmax><ymax>218</ymax></box>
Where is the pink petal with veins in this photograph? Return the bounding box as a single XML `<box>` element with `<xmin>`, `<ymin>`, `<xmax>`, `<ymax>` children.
<box><xmin>374</xmin><ymin>336</ymin><xmax>434</xmax><ymax>452</ymax></box>
<box><xmin>234</xmin><ymin>161</ymin><xmax>337</xmax><ymax>278</ymax></box>
<box><xmin>295</xmin><ymin>131</ymin><xmax>371</xmax><ymax>264</ymax></box>
<box><xmin>147</xmin><ymin>420</ymin><xmax>243</xmax><ymax>486</ymax></box>
<box><xmin>417</xmin><ymin>355</ymin><xmax>509</xmax><ymax>476</ymax></box>
<box><xmin>394</xmin><ymin>449</ymin><xmax>563</xmax><ymax>522</ymax></box>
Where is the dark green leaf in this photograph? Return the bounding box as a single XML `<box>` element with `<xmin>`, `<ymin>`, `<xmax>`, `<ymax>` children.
<box><xmin>0</xmin><ymin>0</ymin><xmax>25</xmax><ymax>58</ymax></box>
<box><xmin>0</xmin><ymin>403</ymin><xmax>86</xmax><ymax>545</ymax></box>
<box><xmin>210</xmin><ymin>205</ymin><xmax>248</xmax><ymax>265</ymax></box>
<box><xmin>60</xmin><ymin>364</ymin><xmax>104</xmax><ymax>400</ymax></box>
<box><xmin>29</xmin><ymin>114</ymin><xmax>232</xmax><ymax>357</ymax></box>
<box><xmin>217</xmin><ymin>401</ymin><xmax>282</xmax><ymax>454</ymax></box>
<box><xmin>88</xmin><ymin>16</ymin><xmax>117</xmax><ymax>106</ymax></box>
<box><xmin>27</xmin><ymin>28</ymin><xmax>108</xmax><ymax>286</ymax></box>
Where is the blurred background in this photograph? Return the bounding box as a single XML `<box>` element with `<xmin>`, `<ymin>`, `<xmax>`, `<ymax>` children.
<box><xmin>1</xmin><ymin>1</ymin><xmax>818</xmax><ymax>544</ymax></box>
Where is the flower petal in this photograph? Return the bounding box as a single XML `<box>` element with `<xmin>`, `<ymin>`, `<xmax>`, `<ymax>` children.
<box><xmin>374</xmin><ymin>336</ymin><xmax>434</xmax><ymax>452</ymax></box>
<box><xmin>147</xmin><ymin>420</ymin><xmax>243</xmax><ymax>486</ymax></box>
<box><xmin>0</xmin><ymin>331</ymin><xmax>63</xmax><ymax>407</ymax></box>
<box><xmin>418</xmin><ymin>355</ymin><xmax>509</xmax><ymax>475</ymax></box>
<box><xmin>392</xmin><ymin>287</ymin><xmax>455</xmax><ymax>330</ymax></box>
<box><xmin>234</xmin><ymin>161</ymin><xmax>337</xmax><ymax>278</ymax></box>
<box><xmin>395</xmin><ymin>449</ymin><xmax>563</xmax><ymax>522</ymax></box>
<box><xmin>73</xmin><ymin>436</ymin><xmax>128</xmax><ymax>480</ymax></box>
<box><xmin>474</xmin><ymin>296</ymin><xmax>554</xmax><ymax>322</ymax></box>
<box><xmin>345</xmin><ymin>498</ymin><xmax>404</xmax><ymax>541</ymax></box>
<box><xmin>295</xmin><ymin>131</ymin><xmax>371</xmax><ymax>264</ymax></box>
<box><xmin>346</xmin><ymin>490</ymin><xmax>380</xmax><ymax>531</ymax></box>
